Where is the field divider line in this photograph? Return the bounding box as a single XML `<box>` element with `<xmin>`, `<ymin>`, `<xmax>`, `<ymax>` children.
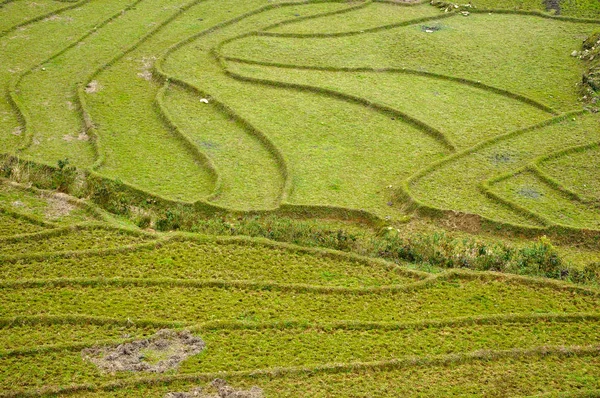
<box><xmin>402</xmin><ymin>110</ymin><xmax>586</xmax><ymax>200</ymax></box>
<box><xmin>0</xmin><ymin>176</ymin><xmax>111</xmax><ymax>224</ymax></box>
<box><xmin>478</xmin><ymin>180</ymin><xmax>552</xmax><ymax>227</ymax></box>
<box><xmin>0</xmin><ymin>314</ymin><xmax>187</xmax><ymax>329</ymax></box>
<box><xmin>0</xmin><ymin>275</ymin><xmax>442</xmax><ymax>295</ymax></box>
<box><xmin>479</xmin><ymin>164</ymin><xmax>579</xmax><ymax>220</ymax></box>
<box><xmin>256</xmin><ymin>11</ymin><xmax>458</xmax><ymax>38</ymax></box>
<box><xmin>1</xmin><ymin>268</ymin><xmax>598</xmax><ymax>296</ymax></box>
<box><xmin>0</xmin><ymin>223</ymin><xmax>90</xmax><ymax>244</ymax></box>
<box><xmin>218</xmin><ymin>57</ymin><xmax>457</xmax><ymax>152</ymax></box>
<box><xmin>75</xmin><ymin>0</ymin><xmax>214</xmax><ymax>172</ymax></box>
<box><xmin>481</xmin><ymin>178</ymin><xmax>600</xmax><ymax>235</ymax></box>
<box><xmin>373</xmin><ymin>0</ymin><xmax>432</xmax><ymax>6</ymax></box>
<box><xmin>3</xmin><ymin>344</ymin><xmax>599</xmax><ymax>397</ymax></box>
<box><xmin>0</xmin><ymin>235</ymin><xmax>165</xmax><ymax>265</ymax></box>
<box><xmin>438</xmin><ymin>268</ymin><xmax>600</xmax><ymax>296</ymax></box>
<box><xmin>156</xmin><ymin>70</ymin><xmax>292</xmax><ymax>206</ymax></box>
<box><xmin>221</xmin><ymin>57</ymin><xmax>558</xmax><ymax>114</ymax></box>
<box><xmin>0</xmin><ymin>221</ymin><xmax>156</xmax><ymax>244</ymax></box>
<box><xmin>530</xmin><ymin>140</ymin><xmax>600</xmax><ymax>205</ymax></box>
<box><xmin>261</xmin><ymin>0</ymin><xmax>373</xmax><ymax>33</ymax></box>
<box><xmin>524</xmin><ymin>389</ymin><xmax>600</xmax><ymax>397</ymax></box>
<box><xmin>9</xmin><ymin>0</ymin><xmax>146</xmax><ymax>154</ymax></box>
<box><xmin>0</xmin><ymin>206</ymin><xmax>57</xmax><ymax>229</ymax></box>
<box><xmin>468</xmin><ymin>7</ymin><xmax>600</xmax><ymax>24</ymax></box>
<box><xmin>198</xmin><ymin>233</ymin><xmax>430</xmax><ymax>280</ymax></box>
<box><xmin>477</xmin><ymin>141</ymin><xmax>600</xmax><ymax>231</ymax></box>
<box><xmin>527</xmin><ymin>164</ymin><xmax>585</xmax><ymax>202</ymax></box>
<box><xmin>154</xmin><ymin>83</ymin><xmax>222</xmax><ymax>201</ymax></box>
<box><xmin>3</xmin><ymin>311</ymin><xmax>597</xmax><ymax>332</ymax></box>
<box><xmin>0</xmin><ymin>0</ymin><xmax>91</xmax><ymax>39</ymax></box>
<box><xmin>3</xmin><ymin>312</ymin><xmax>600</xmax><ymax>358</ymax></box>
<box><xmin>395</xmin><ymin>110</ymin><xmax>587</xmax><ymax>230</ymax></box>
<box><xmin>0</xmin><ymin>230</ymin><xmax>429</xmax><ymax>281</ymax></box>
<box><xmin>153</xmin><ymin>0</ymin><xmax>376</xmax><ymax>205</ymax></box>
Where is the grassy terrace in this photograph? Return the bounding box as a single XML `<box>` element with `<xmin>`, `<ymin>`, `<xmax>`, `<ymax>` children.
<box><xmin>1</xmin><ymin>0</ymin><xmax>600</xmax><ymax>396</ymax></box>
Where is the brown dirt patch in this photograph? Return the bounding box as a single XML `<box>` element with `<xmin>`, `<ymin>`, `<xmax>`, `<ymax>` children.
<box><xmin>11</xmin><ymin>127</ymin><xmax>22</xmax><ymax>136</ymax></box>
<box><xmin>165</xmin><ymin>379</ymin><xmax>263</xmax><ymax>398</ymax></box>
<box><xmin>82</xmin><ymin>329</ymin><xmax>205</xmax><ymax>373</ymax></box>
<box><xmin>85</xmin><ymin>80</ymin><xmax>102</xmax><ymax>94</ymax></box>
<box><xmin>137</xmin><ymin>56</ymin><xmax>157</xmax><ymax>81</ymax></box>
<box><xmin>438</xmin><ymin>210</ymin><xmax>482</xmax><ymax>233</ymax></box>
<box><xmin>44</xmin><ymin>194</ymin><xmax>76</xmax><ymax>219</ymax></box>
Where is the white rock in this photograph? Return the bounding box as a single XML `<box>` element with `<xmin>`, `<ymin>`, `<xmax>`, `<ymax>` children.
<box><xmin>200</xmin><ymin>98</ymin><xmax>209</xmax><ymax>104</ymax></box>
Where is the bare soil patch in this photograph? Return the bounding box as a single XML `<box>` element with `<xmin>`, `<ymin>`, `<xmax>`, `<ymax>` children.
<box><xmin>82</xmin><ymin>329</ymin><xmax>205</xmax><ymax>373</ymax></box>
<box><xmin>44</xmin><ymin>194</ymin><xmax>76</xmax><ymax>219</ymax></box>
<box><xmin>85</xmin><ymin>80</ymin><xmax>102</xmax><ymax>94</ymax></box>
<box><xmin>165</xmin><ymin>379</ymin><xmax>263</xmax><ymax>398</ymax></box>
<box><xmin>137</xmin><ymin>56</ymin><xmax>157</xmax><ymax>81</ymax></box>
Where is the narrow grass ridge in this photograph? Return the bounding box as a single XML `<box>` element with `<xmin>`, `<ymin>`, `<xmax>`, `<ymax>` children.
<box><xmin>1</xmin><ymin>344</ymin><xmax>598</xmax><ymax>397</ymax></box>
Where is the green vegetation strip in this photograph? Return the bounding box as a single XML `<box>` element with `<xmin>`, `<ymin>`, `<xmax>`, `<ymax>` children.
<box><xmin>1</xmin><ymin>322</ymin><xmax>599</xmax><ymax>389</ymax></box>
<box><xmin>0</xmin><ymin>0</ymin><xmax>90</xmax><ymax>38</ymax></box>
<box><xmin>2</xmin><ymin>312</ymin><xmax>598</xmax><ymax>355</ymax></box>
<box><xmin>2</xmin><ymin>273</ymin><xmax>599</xmax><ymax>323</ymax></box>
<box><xmin>0</xmin><ymin>212</ymin><xmax>48</xmax><ymax>237</ymax></box>
<box><xmin>0</xmin><ymin>224</ymin><xmax>155</xmax><ymax>258</ymax></box>
<box><xmin>2</xmin><ymin>345</ymin><xmax>598</xmax><ymax>397</ymax></box>
<box><xmin>0</xmin><ymin>234</ymin><xmax>423</xmax><ymax>287</ymax></box>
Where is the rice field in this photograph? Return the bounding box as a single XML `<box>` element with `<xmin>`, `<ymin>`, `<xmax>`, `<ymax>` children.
<box><xmin>1</xmin><ymin>0</ymin><xmax>600</xmax><ymax>395</ymax></box>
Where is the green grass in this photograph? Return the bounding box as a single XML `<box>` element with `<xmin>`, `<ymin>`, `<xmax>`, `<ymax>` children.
<box><xmin>0</xmin><ymin>226</ymin><xmax>153</xmax><ymax>257</ymax></box>
<box><xmin>16</xmin><ymin>0</ymin><xmax>162</xmax><ymax>167</ymax></box>
<box><xmin>2</xmin><ymin>276</ymin><xmax>598</xmax><ymax>323</ymax></box>
<box><xmin>0</xmin><ymin>322</ymin><xmax>157</xmax><ymax>351</ymax></box>
<box><xmin>182</xmin><ymin>319</ymin><xmax>600</xmax><ymax>373</ymax></box>
<box><xmin>221</xmin><ymin>13</ymin><xmax>594</xmax><ymax>111</ymax></box>
<box><xmin>0</xmin><ymin>181</ymin><xmax>97</xmax><ymax>224</ymax></box>
<box><xmin>0</xmin><ymin>212</ymin><xmax>46</xmax><ymax>236</ymax></box>
<box><xmin>490</xmin><ymin>170</ymin><xmax>600</xmax><ymax>229</ymax></box>
<box><xmin>160</xmin><ymin>84</ymin><xmax>284</xmax><ymax>209</ymax></box>
<box><xmin>0</xmin><ymin>237</ymin><xmax>421</xmax><ymax>287</ymax></box>
<box><xmin>0</xmin><ymin>0</ymin><xmax>74</xmax><ymax>34</ymax></box>
<box><xmin>2</xmin><ymin>318</ymin><xmax>599</xmax><ymax>390</ymax></box>
<box><xmin>224</xmin><ymin>60</ymin><xmax>552</xmax><ymax>150</ymax></box>
<box><xmin>2</xmin><ymin>1</ymin><xmax>600</xmax><ymax>395</ymax></box>
<box><xmin>270</xmin><ymin>1</ymin><xmax>442</xmax><ymax>34</ymax></box>
<box><xmin>0</xmin><ymin>0</ymin><xmax>136</xmax><ymax>153</ymax></box>
<box><xmin>63</xmin><ymin>352</ymin><xmax>600</xmax><ymax>397</ymax></box>
<box><xmin>409</xmin><ymin>112</ymin><xmax>600</xmax><ymax>226</ymax></box>
<box><xmin>471</xmin><ymin>0</ymin><xmax>600</xmax><ymax>18</ymax></box>
<box><xmin>87</xmin><ymin>0</ymin><xmax>349</xmax><ymax>202</ymax></box>
<box><xmin>539</xmin><ymin>144</ymin><xmax>600</xmax><ymax>203</ymax></box>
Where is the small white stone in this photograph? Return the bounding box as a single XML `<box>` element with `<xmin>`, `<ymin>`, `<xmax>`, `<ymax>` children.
<box><xmin>200</xmin><ymin>98</ymin><xmax>209</xmax><ymax>104</ymax></box>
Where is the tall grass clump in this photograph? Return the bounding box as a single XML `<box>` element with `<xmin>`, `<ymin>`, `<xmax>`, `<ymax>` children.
<box><xmin>190</xmin><ymin>215</ymin><xmax>358</xmax><ymax>252</ymax></box>
<box><xmin>373</xmin><ymin>230</ymin><xmax>567</xmax><ymax>279</ymax></box>
<box><xmin>189</xmin><ymin>215</ymin><xmax>590</xmax><ymax>284</ymax></box>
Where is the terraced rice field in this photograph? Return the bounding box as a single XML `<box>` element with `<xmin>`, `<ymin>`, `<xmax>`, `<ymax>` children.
<box><xmin>2</xmin><ymin>0</ymin><xmax>600</xmax><ymax>395</ymax></box>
